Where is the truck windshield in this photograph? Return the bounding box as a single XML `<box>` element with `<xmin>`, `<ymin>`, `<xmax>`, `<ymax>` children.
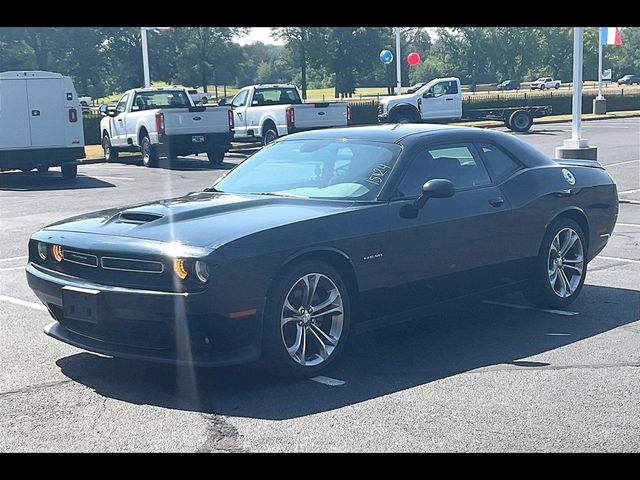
<box><xmin>133</xmin><ymin>90</ymin><xmax>191</xmax><ymax>109</ymax></box>
<box><xmin>212</xmin><ymin>139</ymin><xmax>402</xmax><ymax>200</ymax></box>
<box><xmin>252</xmin><ymin>87</ymin><xmax>303</xmax><ymax>106</ymax></box>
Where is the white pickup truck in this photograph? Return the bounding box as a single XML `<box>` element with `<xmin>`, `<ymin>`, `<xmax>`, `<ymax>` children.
<box><xmin>529</xmin><ymin>77</ymin><xmax>561</xmax><ymax>90</ymax></box>
<box><xmin>99</xmin><ymin>87</ymin><xmax>233</xmax><ymax>167</ymax></box>
<box><xmin>226</xmin><ymin>84</ymin><xmax>351</xmax><ymax>145</ymax></box>
<box><xmin>187</xmin><ymin>89</ymin><xmax>212</xmax><ymax>105</ymax></box>
<box><xmin>378</xmin><ymin>77</ymin><xmax>552</xmax><ymax>132</ymax></box>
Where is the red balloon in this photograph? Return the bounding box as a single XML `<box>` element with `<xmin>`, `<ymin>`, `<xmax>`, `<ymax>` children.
<box><xmin>407</xmin><ymin>52</ymin><xmax>421</xmax><ymax>66</ymax></box>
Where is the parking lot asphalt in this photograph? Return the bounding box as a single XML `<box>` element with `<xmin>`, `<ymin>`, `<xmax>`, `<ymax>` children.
<box><xmin>0</xmin><ymin>118</ymin><xmax>638</xmax><ymax>452</ymax></box>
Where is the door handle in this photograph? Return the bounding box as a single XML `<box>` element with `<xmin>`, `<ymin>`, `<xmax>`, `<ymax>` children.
<box><xmin>236</xmin><ymin>112</ymin><xmax>242</xmax><ymax>116</ymax></box>
<box><xmin>445</xmin><ymin>98</ymin><xmax>453</xmax><ymax>101</ymax></box>
<box><xmin>117</xmin><ymin>118</ymin><xmax>123</xmax><ymax>122</ymax></box>
<box><xmin>489</xmin><ymin>197</ymin><xmax>504</xmax><ymax>207</ymax></box>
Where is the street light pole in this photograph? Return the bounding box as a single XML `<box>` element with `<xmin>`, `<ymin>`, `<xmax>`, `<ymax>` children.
<box><xmin>597</xmin><ymin>28</ymin><xmax>603</xmax><ymax>99</ymax></box>
<box><xmin>395</xmin><ymin>27</ymin><xmax>402</xmax><ymax>95</ymax></box>
<box><xmin>141</xmin><ymin>27</ymin><xmax>151</xmax><ymax>87</ymax></box>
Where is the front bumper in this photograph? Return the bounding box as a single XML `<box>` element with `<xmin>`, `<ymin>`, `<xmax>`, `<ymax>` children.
<box><xmin>377</xmin><ymin>113</ymin><xmax>390</xmax><ymax>123</ymax></box>
<box><xmin>27</xmin><ymin>262</ymin><xmax>262</xmax><ymax>367</ymax></box>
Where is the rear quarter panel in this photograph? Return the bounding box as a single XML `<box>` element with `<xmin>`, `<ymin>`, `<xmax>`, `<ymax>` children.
<box><xmin>500</xmin><ymin>164</ymin><xmax>618</xmax><ymax>262</ymax></box>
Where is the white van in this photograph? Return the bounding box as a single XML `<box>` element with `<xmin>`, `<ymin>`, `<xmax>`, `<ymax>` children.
<box><xmin>0</xmin><ymin>71</ymin><xmax>85</xmax><ymax>179</ymax></box>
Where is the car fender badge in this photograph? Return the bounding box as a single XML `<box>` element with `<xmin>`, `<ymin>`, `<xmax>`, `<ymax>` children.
<box><xmin>562</xmin><ymin>168</ymin><xmax>575</xmax><ymax>185</ymax></box>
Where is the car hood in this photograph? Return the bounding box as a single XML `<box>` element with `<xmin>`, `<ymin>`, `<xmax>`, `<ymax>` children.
<box><xmin>43</xmin><ymin>191</ymin><xmax>360</xmax><ymax>249</ymax></box>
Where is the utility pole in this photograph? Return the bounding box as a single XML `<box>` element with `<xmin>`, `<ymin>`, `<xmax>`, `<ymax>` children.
<box><xmin>141</xmin><ymin>27</ymin><xmax>151</xmax><ymax>87</ymax></box>
<box><xmin>593</xmin><ymin>27</ymin><xmax>607</xmax><ymax>114</ymax></box>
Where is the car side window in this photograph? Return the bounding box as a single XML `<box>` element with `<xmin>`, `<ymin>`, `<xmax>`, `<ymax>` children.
<box><xmin>476</xmin><ymin>142</ymin><xmax>522</xmax><ymax>182</ymax></box>
<box><xmin>428</xmin><ymin>81</ymin><xmax>457</xmax><ymax>97</ymax></box>
<box><xmin>115</xmin><ymin>93</ymin><xmax>129</xmax><ymax>114</ymax></box>
<box><xmin>231</xmin><ymin>89</ymin><xmax>248</xmax><ymax>108</ymax></box>
<box><xmin>396</xmin><ymin>143</ymin><xmax>491</xmax><ymax>197</ymax></box>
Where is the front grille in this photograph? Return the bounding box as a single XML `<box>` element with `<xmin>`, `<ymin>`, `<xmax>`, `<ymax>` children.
<box><xmin>101</xmin><ymin>256</ymin><xmax>164</xmax><ymax>274</ymax></box>
<box><xmin>63</xmin><ymin>249</ymin><xmax>98</xmax><ymax>267</ymax></box>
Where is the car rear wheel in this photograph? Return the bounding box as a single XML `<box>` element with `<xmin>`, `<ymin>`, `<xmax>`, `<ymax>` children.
<box><xmin>61</xmin><ymin>163</ymin><xmax>78</xmax><ymax>180</ymax></box>
<box><xmin>263</xmin><ymin>128</ymin><xmax>278</xmax><ymax>146</ymax></box>
<box><xmin>206</xmin><ymin>147</ymin><xmax>225</xmax><ymax>165</ymax></box>
<box><xmin>508</xmin><ymin>110</ymin><xmax>533</xmax><ymax>132</ymax></box>
<box><xmin>141</xmin><ymin>135</ymin><xmax>158</xmax><ymax>167</ymax></box>
<box><xmin>524</xmin><ymin>218</ymin><xmax>587</xmax><ymax>309</ymax></box>
<box><xmin>103</xmin><ymin>135</ymin><xmax>119</xmax><ymax>163</ymax></box>
<box><xmin>262</xmin><ymin>261</ymin><xmax>351</xmax><ymax>378</ymax></box>
<box><xmin>555</xmin><ymin>84</ymin><xmax>560</xmax><ymax>90</ymax></box>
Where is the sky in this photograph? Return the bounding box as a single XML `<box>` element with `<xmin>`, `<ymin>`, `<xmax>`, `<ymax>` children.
<box><xmin>236</xmin><ymin>28</ymin><xmax>284</xmax><ymax>46</ymax></box>
<box><xmin>235</xmin><ymin>27</ymin><xmax>437</xmax><ymax>46</ymax></box>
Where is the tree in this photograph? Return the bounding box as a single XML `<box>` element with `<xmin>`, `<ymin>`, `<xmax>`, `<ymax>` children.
<box><xmin>271</xmin><ymin>28</ymin><xmax>320</xmax><ymax>99</ymax></box>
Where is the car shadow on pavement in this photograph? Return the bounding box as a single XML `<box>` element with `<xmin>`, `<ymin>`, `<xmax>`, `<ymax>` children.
<box><xmin>56</xmin><ymin>284</ymin><xmax>640</xmax><ymax>420</ymax></box>
<box><xmin>513</xmin><ymin>128</ymin><xmax>567</xmax><ymax>136</ymax></box>
<box><xmin>0</xmin><ymin>171</ymin><xmax>115</xmax><ymax>191</ymax></box>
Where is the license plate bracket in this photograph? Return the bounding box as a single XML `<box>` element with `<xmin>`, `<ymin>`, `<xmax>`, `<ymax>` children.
<box><xmin>62</xmin><ymin>286</ymin><xmax>100</xmax><ymax>323</ymax></box>
<box><xmin>192</xmin><ymin>135</ymin><xmax>205</xmax><ymax>143</ymax></box>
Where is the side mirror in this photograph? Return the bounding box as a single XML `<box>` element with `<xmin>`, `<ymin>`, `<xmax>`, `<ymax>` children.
<box><xmin>98</xmin><ymin>104</ymin><xmax>108</xmax><ymax>115</ymax></box>
<box><xmin>131</xmin><ymin>105</ymin><xmax>140</xmax><ymax>111</ymax></box>
<box><xmin>414</xmin><ymin>179</ymin><xmax>455</xmax><ymax>209</ymax></box>
<box><xmin>217</xmin><ymin>97</ymin><xmax>227</xmax><ymax>106</ymax></box>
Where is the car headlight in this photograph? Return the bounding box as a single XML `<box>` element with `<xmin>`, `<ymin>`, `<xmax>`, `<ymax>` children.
<box><xmin>174</xmin><ymin>258</ymin><xmax>188</xmax><ymax>279</ymax></box>
<box><xmin>195</xmin><ymin>261</ymin><xmax>210</xmax><ymax>283</ymax></box>
<box><xmin>52</xmin><ymin>245</ymin><xmax>64</xmax><ymax>262</ymax></box>
<box><xmin>37</xmin><ymin>242</ymin><xmax>48</xmax><ymax>261</ymax></box>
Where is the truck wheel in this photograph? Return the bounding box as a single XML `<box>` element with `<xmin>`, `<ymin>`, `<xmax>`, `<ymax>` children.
<box><xmin>103</xmin><ymin>135</ymin><xmax>119</xmax><ymax>163</ymax></box>
<box><xmin>141</xmin><ymin>135</ymin><xmax>159</xmax><ymax>167</ymax></box>
<box><xmin>508</xmin><ymin>110</ymin><xmax>533</xmax><ymax>132</ymax></box>
<box><xmin>540</xmin><ymin>84</ymin><xmax>546</xmax><ymax>90</ymax></box>
<box><xmin>504</xmin><ymin>117</ymin><xmax>512</xmax><ymax>129</ymax></box>
<box><xmin>201</xmin><ymin>97</ymin><xmax>208</xmax><ymax>104</ymax></box>
<box><xmin>263</xmin><ymin>128</ymin><xmax>278</xmax><ymax>146</ymax></box>
<box><xmin>61</xmin><ymin>163</ymin><xmax>78</xmax><ymax>180</ymax></box>
<box><xmin>555</xmin><ymin>84</ymin><xmax>560</xmax><ymax>90</ymax></box>
<box><xmin>207</xmin><ymin>147</ymin><xmax>225</xmax><ymax>166</ymax></box>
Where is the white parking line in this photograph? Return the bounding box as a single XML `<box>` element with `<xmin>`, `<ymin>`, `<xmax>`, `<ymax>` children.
<box><xmin>617</xmin><ymin>223</ymin><xmax>640</xmax><ymax>228</ymax></box>
<box><xmin>0</xmin><ymin>294</ymin><xmax>47</xmax><ymax>312</ymax></box>
<box><xmin>620</xmin><ymin>188</ymin><xmax>640</xmax><ymax>194</ymax></box>
<box><xmin>482</xmin><ymin>300</ymin><xmax>579</xmax><ymax>316</ymax></box>
<box><xmin>310</xmin><ymin>376</ymin><xmax>346</xmax><ymax>386</ymax></box>
<box><xmin>0</xmin><ymin>266</ymin><xmax>26</xmax><ymax>272</ymax></box>
<box><xmin>605</xmin><ymin>159</ymin><xmax>639</xmax><ymax>167</ymax></box>
<box><xmin>597</xmin><ymin>255</ymin><xmax>640</xmax><ymax>264</ymax></box>
<box><xmin>0</xmin><ymin>255</ymin><xmax>27</xmax><ymax>262</ymax></box>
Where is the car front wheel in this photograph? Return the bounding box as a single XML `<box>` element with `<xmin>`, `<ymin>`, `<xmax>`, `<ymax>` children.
<box><xmin>103</xmin><ymin>135</ymin><xmax>119</xmax><ymax>163</ymax></box>
<box><xmin>262</xmin><ymin>261</ymin><xmax>351</xmax><ymax>378</ymax></box>
<box><xmin>524</xmin><ymin>218</ymin><xmax>587</xmax><ymax>309</ymax></box>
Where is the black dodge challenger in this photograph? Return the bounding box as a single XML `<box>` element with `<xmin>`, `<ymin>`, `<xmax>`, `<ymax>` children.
<box><xmin>26</xmin><ymin>125</ymin><xmax>618</xmax><ymax>377</ymax></box>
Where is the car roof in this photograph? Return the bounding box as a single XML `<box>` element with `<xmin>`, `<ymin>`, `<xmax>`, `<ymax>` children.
<box><xmin>282</xmin><ymin>123</ymin><xmax>497</xmax><ymax>144</ymax></box>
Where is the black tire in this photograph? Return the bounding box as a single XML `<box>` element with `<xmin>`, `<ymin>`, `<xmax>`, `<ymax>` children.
<box><xmin>103</xmin><ymin>135</ymin><xmax>119</xmax><ymax>163</ymax></box>
<box><xmin>523</xmin><ymin>217</ymin><xmax>587</xmax><ymax>309</ymax></box>
<box><xmin>263</xmin><ymin>127</ymin><xmax>278</xmax><ymax>146</ymax></box>
<box><xmin>141</xmin><ymin>135</ymin><xmax>158</xmax><ymax>167</ymax></box>
<box><xmin>61</xmin><ymin>163</ymin><xmax>78</xmax><ymax>180</ymax></box>
<box><xmin>206</xmin><ymin>147</ymin><xmax>225</xmax><ymax>165</ymax></box>
<box><xmin>504</xmin><ymin>117</ymin><xmax>512</xmax><ymax>129</ymax></box>
<box><xmin>555</xmin><ymin>84</ymin><xmax>560</xmax><ymax>90</ymax></box>
<box><xmin>508</xmin><ymin>110</ymin><xmax>533</xmax><ymax>132</ymax></box>
<box><xmin>201</xmin><ymin>97</ymin><xmax>208</xmax><ymax>104</ymax></box>
<box><xmin>36</xmin><ymin>165</ymin><xmax>49</xmax><ymax>173</ymax></box>
<box><xmin>261</xmin><ymin>260</ymin><xmax>352</xmax><ymax>379</ymax></box>
<box><xmin>540</xmin><ymin>84</ymin><xmax>546</xmax><ymax>90</ymax></box>
<box><xmin>391</xmin><ymin>109</ymin><xmax>417</xmax><ymax>124</ymax></box>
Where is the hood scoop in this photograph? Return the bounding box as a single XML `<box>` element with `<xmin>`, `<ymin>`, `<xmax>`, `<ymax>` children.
<box><xmin>117</xmin><ymin>211</ymin><xmax>164</xmax><ymax>225</ymax></box>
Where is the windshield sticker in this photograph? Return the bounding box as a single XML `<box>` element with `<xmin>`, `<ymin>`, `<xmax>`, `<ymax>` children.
<box><xmin>367</xmin><ymin>164</ymin><xmax>392</xmax><ymax>185</ymax></box>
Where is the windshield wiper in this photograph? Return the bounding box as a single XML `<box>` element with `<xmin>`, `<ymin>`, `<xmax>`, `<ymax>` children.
<box><xmin>203</xmin><ymin>186</ymin><xmax>223</xmax><ymax>193</ymax></box>
<box><xmin>253</xmin><ymin>191</ymin><xmax>308</xmax><ymax>198</ymax></box>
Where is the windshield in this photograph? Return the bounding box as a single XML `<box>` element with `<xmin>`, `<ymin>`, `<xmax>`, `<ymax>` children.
<box><xmin>132</xmin><ymin>90</ymin><xmax>191</xmax><ymax>109</ymax></box>
<box><xmin>212</xmin><ymin>139</ymin><xmax>402</xmax><ymax>200</ymax></box>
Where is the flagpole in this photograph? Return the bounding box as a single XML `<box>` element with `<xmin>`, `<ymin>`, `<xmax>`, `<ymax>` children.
<box><xmin>395</xmin><ymin>27</ymin><xmax>402</xmax><ymax>95</ymax></box>
<box><xmin>597</xmin><ymin>28</ymin><xmax>603</xmax><ymax>99</ymax></box>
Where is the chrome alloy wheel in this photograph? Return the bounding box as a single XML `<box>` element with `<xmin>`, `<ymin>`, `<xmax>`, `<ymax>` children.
<box><xmin>280</xmin><ymin>273</ymin><xmax>344</xmax><ymax>367</ymax></box>
<box><xmin>548</xmin><ymin>227</ymin><xmax>584</xmax><ymax>298</ymax></box>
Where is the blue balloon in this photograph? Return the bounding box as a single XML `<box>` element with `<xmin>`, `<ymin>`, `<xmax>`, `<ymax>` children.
<box><xmin>379</xmin><ymin>49</ymin><xmax>393</xmax><ymax>64</ymax></box>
